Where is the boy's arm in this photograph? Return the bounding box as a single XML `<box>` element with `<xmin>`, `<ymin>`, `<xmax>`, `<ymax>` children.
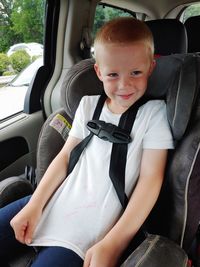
<box><xmin>10</xmin><ymin>135</ymin><xmax>81</xmax><ymax>244</ymax></box>
<box><xmin>84</xmin><ymin>149</ymin><xmax>168</xmax><ymax>267</ymax></box>
<box><xmin>28</xmin><ymin>135</ymin><xmax>81</xmax><ymax>209</ymax></box>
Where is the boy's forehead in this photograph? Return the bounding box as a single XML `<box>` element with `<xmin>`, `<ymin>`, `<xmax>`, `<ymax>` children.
<box><xmin>95</xmin><ymin>42</ymin><xmax>152</xmax><ymax>60</ymax></box>
<box><xmin>96</xmin><ymin>45</ymin><xmax>152</xmax><ymax>69</ymax></box>
<box><xmin>96</xmin><ymin>41</ymin><xmax>150</xmax><ymax>52</ymax></box>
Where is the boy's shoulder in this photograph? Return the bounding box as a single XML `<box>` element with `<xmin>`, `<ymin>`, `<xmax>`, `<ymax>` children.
<box><xmin>78</xmin><ymin>95</ymin><xmax>101</xmax><ymax>115</ymax></box>
<box><xmin>140</xmin><ymin>99</ymin><xmax>166</xmax><ymax>115</ymax></box>
<box><xmin>144</xmin><ymin>99</ymin><xmax>165</xmax><ymax>108</ymax></box>
<box><xmin>80</xmin><ymin>94</ymin><xmax>100</xmax><ymax>107</ymax></box>
<box><xmin>81</xmin><ymin>94</ymin><xmax>100</xmax><ymax>101</ymax></box>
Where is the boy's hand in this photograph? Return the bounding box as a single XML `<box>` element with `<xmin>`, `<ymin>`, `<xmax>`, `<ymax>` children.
<box><xmin>10</xmin><ymin>203</ymin><xmax>42</xmax><ymax>245</ymax></box>
<box><xmin>83</xmin><ymin>239</ymin><xmax>119</xmax><ymax>267</ymax></box>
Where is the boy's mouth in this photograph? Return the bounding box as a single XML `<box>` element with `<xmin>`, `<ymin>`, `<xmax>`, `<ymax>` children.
<box><xmin>118</xmin><ymin>93</ymin><xmax>134</xmax><ymax>100</ymax></box>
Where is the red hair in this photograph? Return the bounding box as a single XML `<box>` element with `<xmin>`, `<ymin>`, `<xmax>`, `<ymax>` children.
<box><xmin>94</xmin><ymin>17</ymin><xmax>154</xmax><ymax>59</ymax></box>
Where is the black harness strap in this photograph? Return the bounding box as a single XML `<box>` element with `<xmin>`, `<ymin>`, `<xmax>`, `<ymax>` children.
<box><xmin>67</xmin><ymin>93</ymin><xmax>107</xmax><ymax>175</ymax></box>
<box><xmin>67</xmin><ymin>93</ymin><xmax>147</xmax><ymax>210</ymax></box>
<box><xmin>109</xmin><ymin>98</ymin><xmax>146</xmax><ymax>209</ymax></box>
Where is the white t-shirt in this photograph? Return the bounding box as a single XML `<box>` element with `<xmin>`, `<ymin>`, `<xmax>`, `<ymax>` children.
<box><xmin>30</xmin><ymin>95</ymin><xmax>174</xmax><ymax>259</ymax></box>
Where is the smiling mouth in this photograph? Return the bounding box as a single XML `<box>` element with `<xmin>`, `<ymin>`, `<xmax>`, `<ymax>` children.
<box><xmin>118</xmin><ymin>93</ymin><xmax>134</xmax><ymax>100</ymax></box>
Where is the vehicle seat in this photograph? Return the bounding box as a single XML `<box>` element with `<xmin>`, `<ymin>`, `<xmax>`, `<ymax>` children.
<box><xmin>0</xmin><ymin>19</ymin><xmax>188</xmax><ymax>208</ymax></box>
<box><xmin>184</xmin><ymin>15</ymin><xmax>200</xmax><ymax>53</ymax></box>
<box><xmin>2</xmin><ymin>53</ymin><xmax>200</xmax><ymax>267</ymax></box>
<box><xmin>146</xmin><ymin>19</ymin><xmax>188</xmax><ymax>55</ymax></box>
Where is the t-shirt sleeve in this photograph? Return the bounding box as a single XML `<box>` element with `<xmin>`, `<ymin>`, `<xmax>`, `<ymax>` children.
<box><xmin>68</xmin><ymin>96</ymin><xmax>88</xmax><ymax>140</ymax></box>
<box><xmin>143</xmin><ymin>101</ymin><xmax>174</xmax><ymax>149</ymax></box>
<box><xmin>68</xmin><ymin>95</ymin><xmax>99</xmax><ymax>140</ymax></box>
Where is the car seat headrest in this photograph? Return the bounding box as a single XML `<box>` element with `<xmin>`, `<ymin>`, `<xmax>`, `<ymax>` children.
<box><xmin>61</xmin><ymin>58</ymin><xmax>103</xmax><ymax>118</ymax></box>
<box><xmin>184</xmin><ymin>15</ymin><xmax>200</xmax><ymax>53</ymax></box>
<box><xmin>147</xmin><ymin>54</ymin><xmax>199</xmax><ymax>140</ymax></box>
<box><xmin>146</xmin><ymin>19</ymin><xmax>188</xmax><ymax>55</ymax></box>
<box><xmin>61</xmin><ymin>54</ymin><xmax>199</xmax><ymax>141</ymax></box>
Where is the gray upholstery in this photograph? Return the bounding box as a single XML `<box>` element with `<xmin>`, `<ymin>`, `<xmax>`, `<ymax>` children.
<box><xmin>122</xmin><ymin>235</ymin><xmax>188</xmax><ymax>267</ymax></box>
<box><xmin>147</xmin><ymin>54</ymin><xmax>199</xmax><ymax>141</ymax></box>
<box><xmin>36</xmin><ymin>108</ymin><xmax>72</xmax><ymax>184</ymax></box>
<box><xmin>61</xmin><ymin>58</ymin><xmax>103</xmax><ymax>119</ymax></box>
<box><xmin>0</xmin><ymin>176</ymin><xmax>33</xmax><ymax>208</ymax></box>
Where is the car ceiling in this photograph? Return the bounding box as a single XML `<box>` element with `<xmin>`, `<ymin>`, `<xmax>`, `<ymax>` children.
<box><xmin>101</xmin><ymin>0</ymin><xmax>197</xmax><ymax>19</ymax></box>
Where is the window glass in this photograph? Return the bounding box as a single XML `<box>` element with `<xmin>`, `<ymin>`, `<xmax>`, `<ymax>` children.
<box><xmin>181</xmin><ymin>3</ymin><xmax>200</xmax><ymax>23</ymax></box>
<box><xmin>0</xmin><ymin>0</ymin><xmax>45</xmax><ymax>121</ymax></box>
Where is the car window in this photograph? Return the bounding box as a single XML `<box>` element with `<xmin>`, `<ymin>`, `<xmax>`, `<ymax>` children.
<box><xmin>181</xmin><ymin>3</ymin><xmax>200</xmax><ymax>22</ymax></box>
<box><xmin>0</xmin><ymin>0</ymin><xmax>45</xmax><ymax>121</ymax></box>
<box><xmin>11</xmin><ymin>57</ymin><xmax>43</xmax><ymax>87</ymax></box>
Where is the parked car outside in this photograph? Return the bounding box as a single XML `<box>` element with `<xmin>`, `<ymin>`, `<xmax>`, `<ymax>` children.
<box><xmin>7</xmin><ymin>43</ymin><xmax>43</xmax><ymax>58</ymax></box>
<box><xmin>0</xmin><ymin>57</ymin><xmax>43</xmax><ymax>120</ymax></box>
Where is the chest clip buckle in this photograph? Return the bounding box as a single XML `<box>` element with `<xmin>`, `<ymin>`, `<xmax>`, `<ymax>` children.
<box><xmin>87</xmin><ymin>120</ymin><xmax>132</xmax><ymax>144</ymax></box>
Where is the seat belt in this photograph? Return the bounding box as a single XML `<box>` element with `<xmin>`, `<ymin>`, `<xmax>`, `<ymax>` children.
<box><xmin>67</xmin><ymin>93</ymin><xmax>107</xmax><ymax>175</ymax></box>
<box><xmin>67</xmin><ymin>92</ymin><xmax>147</xmax><ymax>210</ymax></box>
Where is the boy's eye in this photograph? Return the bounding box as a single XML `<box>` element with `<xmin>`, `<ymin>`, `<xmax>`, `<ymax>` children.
<box><xmin>108</xmin><ymin>73</ymin><xmax>118</xmax><ymax>77</ymax></box>
<box><xmin>131</xmin><ymin>70</ymin><xmax>142</xmax><ymax>76</ymax></box>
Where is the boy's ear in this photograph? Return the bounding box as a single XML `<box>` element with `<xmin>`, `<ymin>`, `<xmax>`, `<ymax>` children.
<box><xmin>94</xmin><ymin>63</ymin><xmax>103</xmax><ymax>81</ymax></box>
<box><xmin>149</xmin><ymin>60</ymin><xmax>156</xmax><ymax>76</ymax></box>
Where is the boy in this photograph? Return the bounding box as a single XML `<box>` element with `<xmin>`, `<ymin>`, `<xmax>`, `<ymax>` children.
<box><xmin>0</xmin><ymin>18</ymin><xmax>173</xmax><ymax>267</ymax></box>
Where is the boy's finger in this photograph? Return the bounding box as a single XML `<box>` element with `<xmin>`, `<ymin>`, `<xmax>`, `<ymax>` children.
<box><xmin>13</xmin><ymin>226</ymin><xmax>27</xmax><ymax>244</ymax></box>
<box><xmin>83</xmin><ymin>252</ymin><xmax>91</xmax><ymax>267</ymax></box>
<box><xmin>10</xmin><ymin>220</ymin><xmax>27</xmax><ymax>244</ymax></box>
<box><xmin>24</xmin><ymin>223</ymin><xmax>34</xmax><ymax>244</ymax></box>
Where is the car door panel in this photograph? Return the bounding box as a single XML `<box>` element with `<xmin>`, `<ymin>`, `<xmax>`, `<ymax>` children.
<box><xmin>0</xmin><ymin>111</ymin><xmax>44</xmax><ymax>181</ymax></box>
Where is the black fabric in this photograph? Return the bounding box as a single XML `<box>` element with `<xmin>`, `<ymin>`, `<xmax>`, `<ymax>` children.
<box><xmin>109</xmin><ymin>97</ymin><xmax>147</xmax><ymax>209</ymax></box>
<box><xmin>185</xmin><ymin>16</ymin><xmax>200</xmax><ymax>53</ymax></box>
<box><xmin>67</xmin><ymin>133</ymin><xmax>93</xmax><ymax>176</ymax></box>
<box><xmin>146</xmin><ymin>19</ymin><xmax>187</xmax><ymax>55</ymax></box>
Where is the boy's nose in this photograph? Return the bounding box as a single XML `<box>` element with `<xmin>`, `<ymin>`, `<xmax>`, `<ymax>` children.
<box><xmin>119</xmin><ymin>77</ymin><xmax>131</xmax><ymax>90</ymax></box>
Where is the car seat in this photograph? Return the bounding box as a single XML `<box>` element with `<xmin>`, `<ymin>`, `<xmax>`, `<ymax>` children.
<box><xmin>146</xmin><ymin>19</ymin><xmax>188</xmax><ymax>55</ymax></box>
<box><xmin>185</xmin><ymin>15</ymin><xmax>200</xmax><ymax>53</ymax></box>
<box><xmin>1</xmin><ymin>53</ymin><xmax>200</xmax><ymax>267</ymax></box>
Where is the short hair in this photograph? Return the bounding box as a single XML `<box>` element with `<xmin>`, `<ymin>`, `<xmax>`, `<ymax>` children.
<box><xmin>94</xmin><ymin>17</ymin><xmax>154</xmax><ymax>59</ymax></box>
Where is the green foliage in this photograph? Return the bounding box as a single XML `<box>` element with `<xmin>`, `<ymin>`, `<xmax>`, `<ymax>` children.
<box><xmin>9</xmin><ymin>50</ymin><xmax>31</xmax><ymax>73</ymax></box>
<box><xmin>0</xmin><ymin>25</ymin><xmax>22</xmax><ymax>53</ymax></box>
<box><xmin>11</xmin><ymin>0</ymin><xmax>44</xmax><ymax>43</ymax></box>
<box><xmin>32</xmin><ymin>55</ymin><xmax>41</xmax><ymax>62</ymax></box>
<box><xmin>0</xmin><ymin>0</ymin><xmax>44</xmax><ymax>53</ymax></box>
<box><xmin>0</xmin><ymin>53</ymin><xmax>10</xmax><ymax>75</ymax></box>
<box><xmin>2</xmin><ymin>70</ymin><xmax>16</xmax><ymax>76</ymax></box>
<box><xmin>182</xmin><ymin>4</ymin><xmax>200</xmax><ymax>22</ymax></box>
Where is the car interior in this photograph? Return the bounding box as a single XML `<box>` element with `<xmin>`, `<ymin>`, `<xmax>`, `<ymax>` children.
<box><xmin>1</xmin><ymin>0</ymin><xmax>200</xmax><ymax>266</ymax></box>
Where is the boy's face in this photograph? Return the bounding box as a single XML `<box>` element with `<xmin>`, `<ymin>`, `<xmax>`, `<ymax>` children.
<box><xmin>94</xmin><ymin>42</ymin><xmax>155</xmax><ymax>114</ymax></box>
